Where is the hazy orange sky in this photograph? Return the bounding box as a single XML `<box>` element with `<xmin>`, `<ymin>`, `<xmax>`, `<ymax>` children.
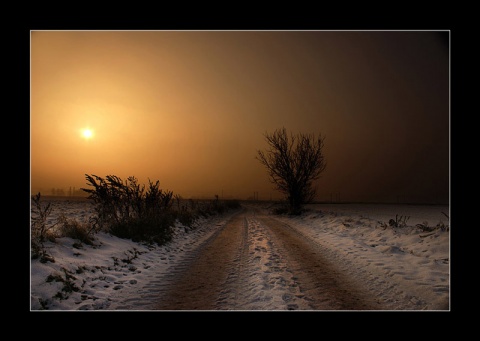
<box><xmin>30</xmin><ymin>30</ymin><xmax>449</xmax><ymax>203</ymax></box>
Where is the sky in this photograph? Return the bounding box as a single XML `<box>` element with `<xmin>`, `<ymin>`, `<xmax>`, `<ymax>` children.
<box><xmin>30</xmin><ymin>30</ymin><xmax>449</xmax><ymax>203</ymax></box>
<box><xmin>30</xmin><ymin>200</ymin><xmax>449</xmax><ymax>310</ymax></box>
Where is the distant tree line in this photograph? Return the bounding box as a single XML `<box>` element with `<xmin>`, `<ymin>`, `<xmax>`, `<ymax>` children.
<box><xmin>36</xmin><ymin>187</ymin><xmax>89</xmax><ymax>197</ymax></box>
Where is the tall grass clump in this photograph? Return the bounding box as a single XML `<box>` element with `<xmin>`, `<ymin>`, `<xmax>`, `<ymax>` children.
<box><xmin>31</xmin><ymin>192</ymin><xmax>57</xmax><ymax>262</ymax></box>
<box><xmin>31</xmin><ymin>193</ymin><xmax>55</xmax><ymax>242</ymax></box>
<box><xmin>192</xmin><ymin>195</ymin><xmax>242</xmax><ymax>218</ymax></box>
<box><xmin>57</xmin><ymin>214</ymin><xmax>95</xmax><ymax>246</ymax></box>
<box><xmin>81</xmin><ymin>174</ymin><xmax>177</xmax><ymax>245</ymax></box>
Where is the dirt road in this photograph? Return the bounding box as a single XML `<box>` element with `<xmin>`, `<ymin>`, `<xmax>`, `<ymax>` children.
<box><xmin>152</xmin><ymin>207</ymin><xmax>385</xmax><ymax>310</ymax></box>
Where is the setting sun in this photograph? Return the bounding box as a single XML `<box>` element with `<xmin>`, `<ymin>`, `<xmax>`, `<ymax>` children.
<box><xmin>81</xmin><ymin>128</ymin><xmax>94</xmax><ymax>140</ymax></box>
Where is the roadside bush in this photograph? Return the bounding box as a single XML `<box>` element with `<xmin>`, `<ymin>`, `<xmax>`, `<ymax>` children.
<box><xmin>176</xmin><ymin>210</ymin><xmax>196</xmax><ymax>228</ymax></box>
<box><xmin>82</xmin><ymin>174</ymin><xmax>177</xmax><ymax>245</ymax></box>
<box><xmin>193</xmin><ymin>196</ymin><xmax>239</xmax><ymax>217</ymax></box>
<box><xmin>224</xmin><ymin>199</ymin><xmax>241</xmax><ymax>210</ymax></box>
<box><xmin>110</xmin><ymin>215</ymin><xmax>176</xmax><ymax>244</ymax></box>
<box><xmin>204</xmin><ymin>196</ymin><xmax>242</xmax><ymax>215</ymax></box>
<box><xmin>271</xmin><ymin>205</ymin><xmax>289</xmax><ymax>215</ymax></box>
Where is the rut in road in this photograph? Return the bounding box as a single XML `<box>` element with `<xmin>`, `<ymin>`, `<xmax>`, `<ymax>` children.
<box><xmin>152</xmin><ymin>207</ymin><xmax>382</xmax><ymax>310</ymax></box>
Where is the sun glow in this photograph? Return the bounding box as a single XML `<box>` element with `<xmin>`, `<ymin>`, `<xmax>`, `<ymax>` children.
<box><xmin>81</xmin><ymin>128</ymin><xmax>94</xmax><ymax>140</ymax></box>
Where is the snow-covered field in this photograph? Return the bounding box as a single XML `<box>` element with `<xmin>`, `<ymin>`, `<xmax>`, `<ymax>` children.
<box><xmin>30</xmin><ymin>198</ymin><xmax>450</xmax><ymax>311</ymax></box>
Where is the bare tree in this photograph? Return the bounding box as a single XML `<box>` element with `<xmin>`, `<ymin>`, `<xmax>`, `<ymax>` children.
<box><xmin>256</xmin><ymin>127</ymin><xmax>326</xmax><ymax>214</ymax></box>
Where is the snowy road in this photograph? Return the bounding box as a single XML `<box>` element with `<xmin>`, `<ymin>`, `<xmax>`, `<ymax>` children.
<box><xmin>147</xmin><ymin>207</ymin><xmax>388</xmax><ymax>310</ymax></box>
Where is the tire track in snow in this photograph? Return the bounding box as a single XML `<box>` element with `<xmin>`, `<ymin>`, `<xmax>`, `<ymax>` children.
<box><xmin>151</xmin><ymin>211</ymin><xmax>247</xmax><ymax>310</ymax></box>
<box><xmin>254</xmin><ymin>213</ymin><xmax>382</xmax><ymax>310</ymax></box>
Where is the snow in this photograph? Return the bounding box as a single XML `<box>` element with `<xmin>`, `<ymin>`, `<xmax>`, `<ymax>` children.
<box><xmin>30</xmin><ymin>198</ymin><xmax>450</xmax><ymax>311</ymax></box>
